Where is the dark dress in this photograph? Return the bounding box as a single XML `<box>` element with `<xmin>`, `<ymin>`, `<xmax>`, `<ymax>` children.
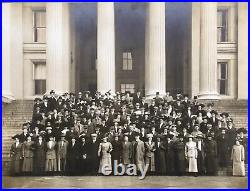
<box><xmin>217</xmin><ymin>135</ymin><xmax>229</xmax><ymax>167</ymax></box>
<box><xmin>88</xmin><ymin>140</ymin><xmax>100</xmax><ymax>175</ymax></box>
<box><xmin>79</xmin><ymin>142</ymin><xmax>90</xmax><ymax>175</ymax></box>
<box><xmin>204</xmin><ymin>140</ymin><xmax>218</xmax><ymax>175</ymax></box>
<box><xmin>66</xmin><ymin>141</ymin><xmax>80</xmax><ymax>175</ymax></box>
<box><xmin>33</xmin><ymin>141</ymin><xmax>46</xmax><ymax>174</ymax></box>
<box><xmin>10</xmin><ymin>142</ymin><xmax>23</xmax><ymax>175</ymax></box>
<box><xmin>174</xmin><ymin>140</ymin><xmax>186</xmax><ymax>175</ymax></box>
<box><xmin>155</xmin><ymin>141</ymin><xmax>167</xmax><ymax>174</ymax></box>
<box><xmin>111</xmin><ymin>140</ymin><xmax>122</xmax><ymax>164</ymax></box>
<box><xmin>22</xmin><ymin>141</ymin><xmax>35</xmax><ymax>172</ymax></box>
<box><xmin>166</xmin><ymin>140</ymin><xmax>175</xmax><ymax>175</ymax></box>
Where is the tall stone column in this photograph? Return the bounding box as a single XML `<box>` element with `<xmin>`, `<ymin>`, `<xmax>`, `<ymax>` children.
<box><xmin>145</xmin><ymin>2</ymin><xmax>166</xmax><ymax>97</ymax></box>
<box><xmin>2</xmin><ymin>3</ymin><xmax>14</xmax><ymax>102</ymax></box>
<box><xmin>199</xmin><ymin>3</ymin><xmax>220</xmax><ymax>99</ymax></box>
<box><xmin>97</xmin><ymin>2</ymin><xmax>115</xmax><ymax>94</ymax></box>
<box><xmin>46</xmin><ymin>3</ymin><xmax>70</xmax><ymax>95</ymax></box>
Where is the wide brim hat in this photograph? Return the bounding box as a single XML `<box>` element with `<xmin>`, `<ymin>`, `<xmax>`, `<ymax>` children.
<box><xmin>34</xmin><ymin>97</ymin><xmax>42</xmax><ymax>102</ymax></box>
<box><xmin>146</xmin><ymin>133</ymin><xmax>153</xmax><ymax>138</ymax></box>
<box><xmin>91</xmin><ymin>133</ymin><xmax>97</xmax><ymax>137</ymax></box>
<box><xmin>220</xmin><ymin>112</ymin><xmax>229</xmax><ymax>117</ymax></box>
<box><xmin>237</xmin><ymin>128</ymin><xmax>247</xmax><ymax>134</ymax></box>
<box><xmin>46</xmin><ymin>126</ymin><xmax>52</xmax><ymax>130</ymax></box>
<box><xmin>79</xmin><ymin>133</ymin><xmax>87</xmax><ymax>138</ymax></box>
<box><xmin>211</xmin><ymin>110</ymin><xmax>218</xmax><ymax>115</ymax></box>
<box><xmin>198</xmin><ymin>103</ymin><xmax>205</xmax><ymax>108</ymax></box>
<box><xmin>187</xmin><ymin>134</ymin><xmax>194</xmax><ymax>138</ymax></box>
<box><xmin>12</xmin><ymin>134</ymin><xmax>21</xmax><ymax>140</ymax></box>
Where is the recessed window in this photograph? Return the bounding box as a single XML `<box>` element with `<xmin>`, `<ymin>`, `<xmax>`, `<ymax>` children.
<box><xmin>217</xmin><ymin>9</ymin><xmax>228</xmax><ymax>42</ymax></box>
<box><xmin>121</xmin><ymin>84</ymin><xmax>135</xmax><ymax>94</ymax></box>
<box><xmin>34</xmin><ymin>62</ymin><xmax>46</xmax><ymax>95</ymax></box>
<box><xmin>33</xmin><ymin>10</ymin><xmax>46</xmax><ymax>43</ymax></box>
<box><xmin>122</xmin><ymin>52</ymin><xmax>133</xmax><ymax>70</ymax></box>
<box><xmin>217</xmin><ymin>62</ymin><xmax>228</xmax><ymax>95</ymax></box>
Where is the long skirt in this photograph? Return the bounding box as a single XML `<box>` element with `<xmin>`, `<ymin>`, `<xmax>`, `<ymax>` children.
<box><xmin>98</xmin><ymin>155</ymin><xmax>112</xmax><ymax>173</ymax></box>
<box><xmin>10</xmin><ymin>159</ymin><xmax>22</xmax><ymax>174</ymax></box>
<box><xmin>205</xmin><ymin>156</ymin><xmax>217</xmax><ymax>175</ymax></box>
<box><xmin>22</xmin><ymin>157</ymin><xmax>33</xmax><ymax>172</ymax></box>
<box><xmin>45</xmin><ymin>159</ymin><xmax>57</xmax><ymax>172</ymax></box>
<box><xmin>188</xmin><ymin>157</ymin><xmax>198</xmax><ymax>172</ymax></box>
<box><xmin>145</xmin><ymin>156</ymin><xmax>155</xmax><ymax>172</ymax></box>
<box><xmin>233</xmin><ymin>161</ymin><xmax>245</xmax><ymax>176</ymax></box>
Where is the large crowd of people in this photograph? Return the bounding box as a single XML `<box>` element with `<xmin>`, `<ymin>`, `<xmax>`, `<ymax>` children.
<box><xmin>10</xmin><ymin>90</ymin><xmax>247</xmax><ymax>177</ymax></box>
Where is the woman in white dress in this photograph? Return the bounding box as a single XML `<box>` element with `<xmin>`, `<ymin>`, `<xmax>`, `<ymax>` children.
<box><xmin>231</xmin><ymin>140</ymin><xmax>245</xmax><ymax>176</ymax></box>
<box><xmin>185</xmin><ymin>135</ymin><xmax>198</xmax><ymax>176</ymax></box>
<box><xmin>98</xmin><ymin>136</ymin><xmax>112</xmax><ymax>174</ymax></box>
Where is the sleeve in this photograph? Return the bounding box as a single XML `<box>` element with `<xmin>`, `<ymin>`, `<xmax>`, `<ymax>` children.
<box><xmin>109</xmin><ymin>142</ymin><xmax>113</xmax><ymax>153</ymax></box>
<box><xmin>230</xmin><ymin>146</ymin><xmax>234</xmax><ymax>161</ymax></box>
<box><xmin>22</xmin><ymin>143</ymin><xmax>25</xmax><ymax>157</ymax></box>
<box><xmin>142</xmin><ymin>142</ymin><xmax>145</xmax><ymax>155</ymax></box>
<box><xmin>98</xmin><ymin>143</ymin><xmax>102</xmax><ymax>157</ymax></box>
<box><xmin>129</xmin><ymin>143</ymin><xmax>132</xmax><ymax>159</ymax></box>
<box><xmin>241</xmin><ymin>146</ymin><xmax>245</xmax><ymax>161</ymax></box>
<box><xmin>185</xmin><ymin>144</ymin><xmax>188</xmax><ymax>158</ymax></box>
<box><xmin>214</xmin><ymin>141</ymin><xmax>218</xmax><ymax>157</ymax></box>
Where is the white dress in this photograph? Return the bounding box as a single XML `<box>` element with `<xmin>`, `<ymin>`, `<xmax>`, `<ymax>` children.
<box><xmin>231</xmin><ymin>145</ymin><xmax>245</xmax><ymax>176</ymax></box>
<box><xmin>98</xmin><ymin>142</ymin><xmax>112</xmax><ymax>173</ymax></box>
<box><xmin>185</xmin><ymin>141</ymin><xmax>198</xmax><ymax>172</ymax></box>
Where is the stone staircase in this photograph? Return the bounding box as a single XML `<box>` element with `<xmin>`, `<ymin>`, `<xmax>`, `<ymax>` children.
<box><xmin>2</xmin><ymin>99</ymin><xmax>248</xmax><ymax>175</ymax></box>
<box><xmin>2</xmin><ymin>100</ymin><xmax>34</xmax><ymax>175</ymax></box>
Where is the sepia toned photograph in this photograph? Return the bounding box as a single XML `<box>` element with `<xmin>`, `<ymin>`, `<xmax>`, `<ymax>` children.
<box><xmin>2</xmin><ymin>2</ymin><xmax>248</xmax><ymax>189</ymax></box>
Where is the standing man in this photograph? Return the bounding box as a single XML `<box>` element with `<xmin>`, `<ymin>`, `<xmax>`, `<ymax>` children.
<box><xmin>57</xmin><ymin>134</ymin><xmax>68</xmax><ymax>174</ymax></box>
<box><xmin>132</xmin><ymin>132</ymin><xmax>145</xmax><ymax>176</ymax></box>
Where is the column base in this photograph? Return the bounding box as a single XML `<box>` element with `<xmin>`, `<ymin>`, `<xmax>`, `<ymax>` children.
<box><xmin>2</xmin><ymin>92</ymin><xmax>15</xmax><ymax>103</ymax></box>
<box><xmin>198</xmin><ymin>93</ymin><xmax>221</xmax><ymax>100</ymax></box>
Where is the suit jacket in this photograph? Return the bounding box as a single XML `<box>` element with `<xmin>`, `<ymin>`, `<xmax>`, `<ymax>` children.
<box><xmin>67</xmin><ymin>141</ymin><xmax>80</xmax><ymax>160</ymax></box>
<box><xmin>145</xmin><ymin>142</ymin><xmax>156</xmax><ymax>158</ymax></box>
<box><xmin>57</xmin><ymin>140</ymin><xmax>69</xmax><ymax>159</ymax></box>
<box><xmin>22</xmin><ymin>141</ymin><xmax>35</xmax><ymax>158</ymax></box>
<box><xmin>46</xmin><ymin>141</ymin><xmax>57</xmax><ymax>159</ymax></box>
<box><xmin>122</xmin><ymin>141</ymin><xmax>132</xmax><ymax>164</ymax></box>
<box><xmin>132</xmin><ymin>140</ymin><xmax>145</xmax><ymax>164</ymax></box>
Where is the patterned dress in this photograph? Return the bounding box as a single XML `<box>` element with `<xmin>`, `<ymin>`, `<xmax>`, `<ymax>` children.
<box><xmin>98</xmin><ymin>142</ymin><xmax>112</xmax><ymax>173</ymax></box>
<box><xmin>22</xmin><ymin>141</ymin><xmax>35</xmax><ymax>172</ymax></box>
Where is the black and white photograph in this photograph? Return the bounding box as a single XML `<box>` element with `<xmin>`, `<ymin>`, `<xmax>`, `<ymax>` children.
<box><xmin>2</xmin><ymin>2</ymin><xmax>248</xmax><ymax>189</ymax></box>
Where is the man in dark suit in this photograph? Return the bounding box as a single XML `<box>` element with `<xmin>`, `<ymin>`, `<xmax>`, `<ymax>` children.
<box><xmin>48</xmin><ymin>90</ymin><xmax>57</xmax><ymax>111</ymax></box>
<box><xmin>133</xmin><ymin>91</ymin><xmax>142</xmax><ymax>106</ymax></box>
